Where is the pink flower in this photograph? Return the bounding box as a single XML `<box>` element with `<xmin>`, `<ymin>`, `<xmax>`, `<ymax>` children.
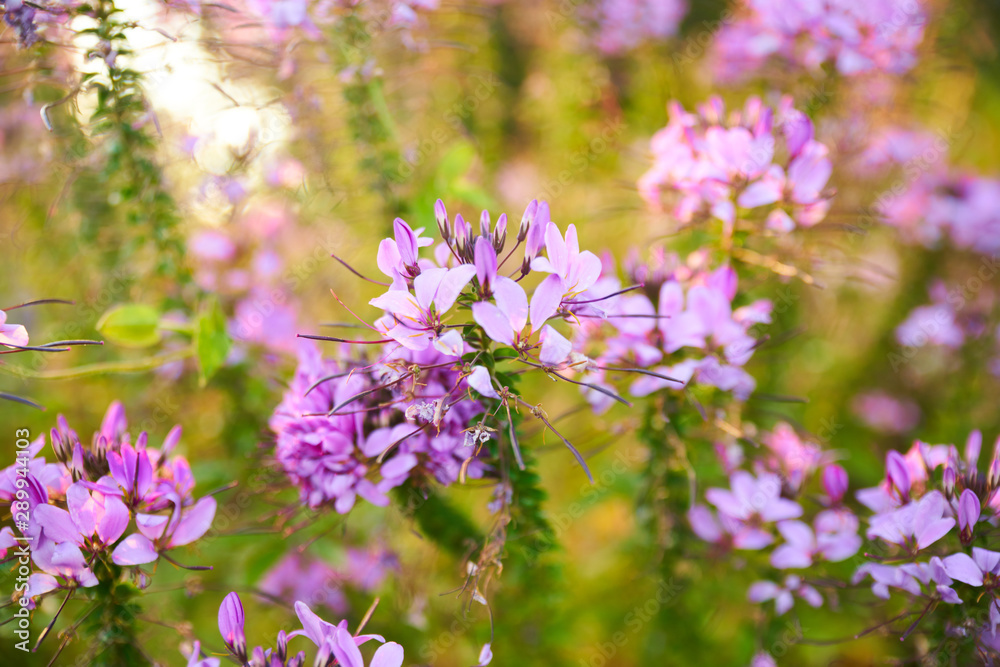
<box><xmin>371</xmin><ymin>265</ymin><xmax>477</xmax><ymax>351</ymax></box>
<box><xmin>0</xmin><ymin>309</ymin><xmax>29</xmax><ymax>347</ymax></box>
<box><xmin>639</xmin><ymin>97</ymin><xmax>833</xmax><ymax>232</ymax></box>
<box><xmin>866</xmin><ymin>490</ymin><xmax>955</xmax><ymax>551</ymax></box>
<box><xmin>748</xmin><ymin>575</ymin><xmax>822</xmax><ymax>615</ymax></box>
<box><xmin>942</xmin><ymin>547</ymin><xmax>1000</xmax><ymax>587</ymax></box>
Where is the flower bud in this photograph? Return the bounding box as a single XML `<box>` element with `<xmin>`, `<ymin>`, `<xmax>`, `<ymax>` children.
<box><xmin>885</xmin><ymin>450</ymin><xmax>911</xmax><ymax>502</ymax></box>
<box><xmin>943</xmin><ymin>465</ymin><xmax>956</xmax><ymax>500</ymax></box>
<box><xmin>518</xmin><ymin>199</ymin><xmax>538</xmax><ymax>242</ymax></box>
<box><xmin>454</xmin><ymin>213</ymin><xmax>471</xmax><ymax>257</ymax></box>
<box><xmin>525</xmin><ymin>201</ymin><xmax>550</xmax><ymax>261</ymax></box>
<box><xmin>72</xmin><ymin>442</ymin><xmax>84</xmax><ymax>479</ymax></box>
<box><xmin>277</xmin><ymin>630</ymin><xmax>288</xmax><ymax>662</ymax></box>
<box><xmin>50</xmin><ymin>427</ymin><xmax>67</xmax><ymax>462</ymax></box>
<box><xmin>958</xmin><ymin>488</ymin><xmax>981</xmax><ymax>546</ymax></box>
<box><xmin>480</xmin><ymin>210</ymin><xmax>491</xmax><ymax>238</ymax></box>
<box><xmin>966</xmin><ymin>429</ymin><xmax>983</xmax><ymax>470</ymax></box>
<box><xmin>989</xmin><ymin>437</ymin><xmax>1000</xmax><ymax>491</ymax></box>
<box><xmin>821</xmin><ymin>464</ymin><xmax>848</xmax><ymax>504</ymax></box>
<box><xmin>434</xmin><ymin>199</ymin><xmax>450</xmax><ymax>241</ymax></box>
<box><xmin>493</xmin><ymin>213</ymin><xmax>507</xmax><ymax>253</ymax></box>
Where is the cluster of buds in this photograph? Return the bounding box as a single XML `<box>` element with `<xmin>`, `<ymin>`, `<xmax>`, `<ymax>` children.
<box><xmin>194</xmin><ymin>591</ymin><xmax>403</xmax><ymax>667</ymax></box>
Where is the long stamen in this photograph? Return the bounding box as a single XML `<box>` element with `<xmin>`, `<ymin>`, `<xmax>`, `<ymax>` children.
<box><xmin>297</xmin><ymin>334</ymin><xmax>393</xmax><ymax>345</ymax></box>
<box><xmin>517</xmin><ymin>397</ymin><xmax>593</xmax><ymax>483</ymax></box>
<box><xmin>2</xmin><ymin>298</ymin><xmax>75</xmax><ymax>310</ymax></box>
<box><xmin>563</xmin><ymin>284</ymin><xmax>644</xmax><ymax>306</ymax></box>
<box><xmin>329</xmin><ymin>290</ymin><xmax>380</xmax><ymax>332</ymax></box>
<box><xmin>330</xmin><ymin>253</ymin><xmax>390</xmax><ymax>286</ymax></box>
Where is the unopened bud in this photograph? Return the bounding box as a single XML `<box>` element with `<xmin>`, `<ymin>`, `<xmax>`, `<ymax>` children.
<box><xmin>50</xmin><ymin>428</ymin><xmax>66</xmax><ymax>462</ymax></box>
<box><xmin>943</xmin><ymin>466</ymin><xmax>956</xmax><ymax>499</ymax></box>
<box><xmin>454</xmin><ymin>213</ymin><xmax>471</xmax><ymax>257</ymax></box>
<box><xmin>966</xmin><ymin>429</ymin><xmax>983</xmax><ymax>470</ymax></box>
<box><xmin>480</xmin><ymin>210</ymin><xmax>491</xmax><ymax>239</ymax></box>
<box><xmin>72</xmin><ymin>442</ymin><xmax>84</xmax><ymax>477</ymax></box>
<box><xmin>518</xmin><ymin>199</ymin><xmax>538</xmax><ymax>242</ymax></box>
<box><xmin>493</xmin><ymin>213</ymin><xmax>507</xmax><ymax>253</ymax></box>
<box><xmin>277</xmin><ymin>631</ymin><xmax>288</xmax><ymax>662</ymax></box>
<box><xmin>989</xmin><ymin>450</ymin><xmax>1000</xmax><ymax>491</ymax></box>
<box><xmin>434</xmin><ymin>199</ymin><xmax>450</xmax><ymax>241</ymax></box>
<box><xmin>885</xmin><ymin>450</ymin><xmax>911</xmax><ymax>502</ymax></box>
<box><xmin>821</xmin><ymin>464</ymin><xmax>848</xmax><ymax>504</ymax></box>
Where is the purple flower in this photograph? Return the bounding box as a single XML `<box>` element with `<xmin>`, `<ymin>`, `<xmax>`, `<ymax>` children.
<box><xmin>770</xmin><ymin>511</ymin><xmax>860</xmax><ymax>569</ymax></box>
<box><xmin>530</xmin><ymin>222</ymin><xmax>603</xmax><ymax>300</ymax></box>
<box><xmin>822</xmin><ymin>464</ymin><xmax>849</xmax><ymax>504</ymax></box>
<box><xmin>709</xmin><ymin>0</ymin><xmax>926</xmax><ymax>80</ymax></box>
<box><xmin>585</xmin><ymin>0</ymin><xmax>687</xmax><ymax>54</ymax></box>
<box><xmin>371</xmin><ymin>265</ymin><xmax>477</xmax><ymax>351</ymax></box>
<box><xmin>34</xmin><ymin>482</ymin><xmax>129</xmax><ymax>548</ymax></box>
<box><xmin>471</xmin><ymin>276</ymin><xmax>559</xmax><ymax>351</ymax></box>
<box><xmin>706</xmin><ymin>471</ymin><xmax>803</xmax><ymax>525</ymax></box>
<box><xmin>748</xmin><ymin>575</ymin><xmax>822</xmax><ymax>615</ymax></box>
<box><xmin>942</xmin><ymin>548</ymin><xmax>1000</xmax><ymax>588</ymax></box>
<box><xmin>0</xmin><ymin>309</ymin><xmax>29</xmax><ymax>347</ymax></box>
<box><xmin>639</xmin><ymin>97</ymin><xmax>832</xmax><ymax>232</ymax></box>
<box><xmin>866</xmin><ymin>490</ymin><xmax>955</xmax><ymax>551</ymax></box>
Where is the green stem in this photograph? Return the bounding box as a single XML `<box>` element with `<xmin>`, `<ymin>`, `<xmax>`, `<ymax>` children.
<box><xmin>0</xmin><ymin>348</ymin><xmax>193</xmax><ymax>380</ymax></box>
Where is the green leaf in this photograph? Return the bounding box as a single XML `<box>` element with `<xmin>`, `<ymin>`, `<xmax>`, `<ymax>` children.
<box><xmin>96</xmin><ymin>304</ymin><xmax>161</xmax><ymax>348</ymax></box>
<box><xmin>195</xmin><ymin>298</ymin><xmax>231</xmax><ymax>386</ymax></box>
<box><xmin>494</xmin><ymin>347</ymin><xmax>519</xmax><ymax>360</ymax></box>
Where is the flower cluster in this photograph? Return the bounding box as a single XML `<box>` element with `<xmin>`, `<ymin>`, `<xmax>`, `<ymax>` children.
<box><xmin>638</xmin><ymin>96</ymin><xmax>833</xmax><ymax>235</ymax></box>
<box><xmin>689</xmin><ymin>423</ymin><xmax>861</xmax><ymax>615</ymax></box>
<box><xmin>846</xmin><ymin>433</ymin><xmax>1000</xmax><ymax>648</ymax></box>
<box><xmin>567</xmin><ymin>249</ymin><xmax>771</xmax><ymax>409</ymax></box>
<box><xmin>880</xmin><ymin>169</ymin><xmax>1000</xmax><ymax>255</ymax></box>
<box><xmin>696</xmin><ymin>422</ymin><xmax>1000</xmax><ymax>656</ymax></box>
<box><xmin>189</xmin><ymin>591</ymin><xmax>404</xmax><ymax>667</ymax></box>
<box><xmin>188</xmin><ymin>205</ymin><xmax>301</xmax><ymax>356</ymax></box>
<box><xmin>583</xmin><ymin>0</ymin><xmax>688</xmax><ymax>55</ymax></box>
<box><xmin>261</xmin><ymin>546</ymin><xmax>399</xmax><ymax>614</ymax></box>
<box><xmin>1</xmin><ymin>402</ymin><xmax>216</xmax><ymax>602</ymax></box>
<box><xmin>710</xmin><ymin>0</ymin><xmax>927</xmax><ymax>81</ymax></box>
<box><xmin>273</xmin><ymin>199</ymin><xmax>614</xmax><ymax>512</ymax></box>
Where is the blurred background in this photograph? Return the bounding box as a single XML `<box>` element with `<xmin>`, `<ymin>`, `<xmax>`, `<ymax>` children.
<box><xmin>4</xmin><ymin>0</ymin><xmax>1000</xmax><ymax>664</ymax></box>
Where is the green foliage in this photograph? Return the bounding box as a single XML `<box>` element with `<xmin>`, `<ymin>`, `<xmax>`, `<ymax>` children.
<box><xmin>96</xmin><ymin>304</ymin><xmax>162</xmax><ymax>348</ymax></box>
<box><xmin>195</xmin><ymin>297</ymin><xmax>232</xmax><ymax>387</ymax></box>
